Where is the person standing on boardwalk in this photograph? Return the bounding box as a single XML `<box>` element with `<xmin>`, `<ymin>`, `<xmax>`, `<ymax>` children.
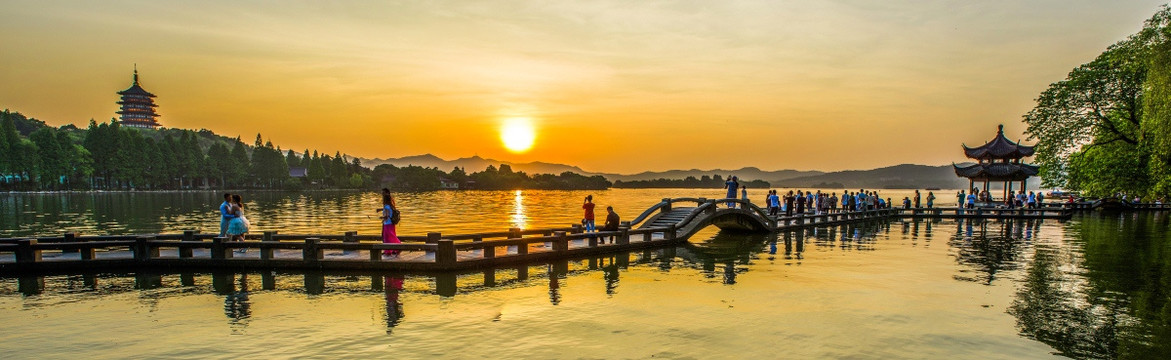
<box><xmin>378</xmin><ymin>193</ymin><xmax>401</xmax><ymax>256</ymax></box>
<box><xmin>796</xmin><ymin>190</ymin><xmax>806</xmax><ymax>214</ymax></box>
<box><xmin>767</xmin><ymin>190</ymin><xmax>780</xmax><ymax>216</ymax></box>
<box><xmin>582</xmin><ymin>195</ymin><xmax>597</xmax><ymax>233</ymax></box>
<box><xmin>957</xmin><ymin>191</ymin><xmax>965</xmax><ymax>209</ymax></box>
<box><xmin>225</xmin><ymin>194</ymin><xmax>250</xmax><ymax>243</ymax></box>
<box><xmin>1027</xmin><ymin>191</ymin><xmax>1037</xmax><ymax>209</ymax></box>
<box><xmin>785</xmin><ymin>191</ymin><xmax>795</xmax><ymax>216</ymax></box>
<box><xmin>967</xmin><ymin>191</ymin><xmax>977</xmax><ymax>209</ymax></box>
<box><xmin>740</xmin><ymin>185</ymin><xmax>748</xmax><ymax>208</ymax></box>
<box><xmin>926</xmin><ymin>192</ymin><xmax>936</xmax><ymax>208</ymax></box>
<box><xmin>725</xmin><ymin>176</ymin><xmax>739</xmax><ymax>208</ymax></box>
<box><xmin>913</xmin><ymin>190</ymin><xmax>921</xmax><ymax>208</ymax></box>
<box><xmin>219</xmin><ymin>193</ymin><xmax>236</xmax><ymax>237</ymax></box>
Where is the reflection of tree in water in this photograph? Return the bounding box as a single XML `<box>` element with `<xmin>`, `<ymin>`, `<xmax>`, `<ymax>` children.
<box><xmin>1007</xmin><ymin>213</ymin><xmax>1171</xmax><ymax>358</ymax></box>
<box><xmin>1007</xmin><ymin>246</ymin><xmax>1121</xmax><ymax>359</ymax></box>
<box><xmin>948</xmin><ymin>219</ymin><xmax>1033</xmax><ymax>285</ymax></box>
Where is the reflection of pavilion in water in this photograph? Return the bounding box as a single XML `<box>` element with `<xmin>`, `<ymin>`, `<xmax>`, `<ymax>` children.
<box><xmin>946</xmin><ymin>218</ymin><xmax>1041</xmax><ymax>285</ymax></box>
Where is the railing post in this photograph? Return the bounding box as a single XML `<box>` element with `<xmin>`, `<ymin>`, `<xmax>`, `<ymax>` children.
<box><xmin>344</xmin><ymin>231</ymin><xmax>356</xmax><ymax>244</ymax></box>
<box><xmin>618</xmin><ymin>229</ymin><xmax>630</xmax><ymax>245</ymax></box>
<box><xmin>134</xmin><ymin>236</ymin><xmax>158</xmax><ymax>262</ymax></box>
<box><xmin>212</xmin><ymin>237</ymin><xmax>232</xmax><ymax>260</ymax></box>
<box><xmin>15</xmin><ymin>239</ymin><xmax>41</xmax><ymax>264</ymax></box>
<box><xmin>80</xmin><ymin>242</ymin><xmax>96</xmax><ymax>261</ymax></box>
<box><xmin>62</xmin><ymin>232</ymin><xmax>78</xmax><ymax>254</ymax></box>
<box><xmin>180</xmin><ymin>230</ymin><xmax>197</xmax><ymax>258</ymax></box>
<box><xmin>571</xmin><ymin>224</ymin><xmax>583</xmax><ymax>234</ymax></box>
<box><xmin>666</xmin><ymin>224</ymin><xmax>677</xmax><ymax>240</ymax></box>
<box><xmin>484</xmin><ymin>244</ymin><xmax>496</xmax><ymax>259</ymax></box>
<box><xmin>508</xmin><ymin>229</ymin><xmax>527</xmax><ymax>255</ymax></box>
<box><xmin>553</xmin><ymin>231</ymin><xmax>569</xmax><ymax>252</ymax></box>
<box><xmin>436</xmin><ymin>239</ymin><xmax>456</xmax><ymax>266</ymax></box>
<box><xmin>661</xmin><ymin>198</ymin><xmax>672</xmax><ymax>212</ymax></box>
<box><xmin>303</xmin><ymin>237</ymin><xmax>323</xmax><ymax>262</ymax></box>
<box><xmin>263</xmin><ymin>231</ymin><xmax>277</xmax><ymax>242</ymax></box>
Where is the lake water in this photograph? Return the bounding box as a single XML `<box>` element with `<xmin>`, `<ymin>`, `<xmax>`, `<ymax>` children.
<box><xmin>0</xmin><ymin>190</ymin><xmax>1167</xmax><ymax>359</ymax></box>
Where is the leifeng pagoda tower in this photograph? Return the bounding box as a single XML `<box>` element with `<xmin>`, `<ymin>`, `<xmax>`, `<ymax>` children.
<box><xmin>953</xmin><ymin>124</ymin><xmax>1038</xmax><ymax>200</ymax></box>
<box><xmin>116</xmin><ymin>66</ymin><xmax>160</xmax><ymax>129</ymax></box>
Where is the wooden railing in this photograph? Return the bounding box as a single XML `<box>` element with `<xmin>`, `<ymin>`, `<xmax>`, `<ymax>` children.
<box><xmin>4</xmin><ymin>198</ymin><xmax>1156</xmax><ymax>273</ymax></box>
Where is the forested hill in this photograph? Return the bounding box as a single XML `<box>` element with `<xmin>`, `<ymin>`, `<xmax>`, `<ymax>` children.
<box><xmin>773</xmin><ymin>164</ymin><xmax>979</xmax><ymax>190</ymax></box>
<box><xmin>0</xmin><ymin>110</ymin><xmax>374</xmax><ymax>191</ymax></box>
<box><xmin>0</xmin><ymin>110</ymin><xmax>611</xmax><ymax>192</ymax></box>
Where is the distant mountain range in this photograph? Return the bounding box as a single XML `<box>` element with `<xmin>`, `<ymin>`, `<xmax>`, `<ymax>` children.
<box><xmin>358</xmin><ymin>154</ymin><xmax>988</xmax><ymax>189</ymax></box>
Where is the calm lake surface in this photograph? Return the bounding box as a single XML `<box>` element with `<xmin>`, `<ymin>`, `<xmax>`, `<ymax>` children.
<box><xmin>0</xmin><ymin>190</ymin><xmax>1168</xmax><ymax>359</ymax></box>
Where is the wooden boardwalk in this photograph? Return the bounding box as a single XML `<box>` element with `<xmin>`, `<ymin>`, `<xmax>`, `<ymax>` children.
<box><xmin>1</xmin><ymin>197</ymin><xmax>1165</xmax><ymax>273</ymax></box>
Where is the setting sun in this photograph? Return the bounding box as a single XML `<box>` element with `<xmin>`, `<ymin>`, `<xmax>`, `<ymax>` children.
<box><xmin>500</xmin><ymin>117</ymin><xmax>536</xmax><ymax>153</ymax></box>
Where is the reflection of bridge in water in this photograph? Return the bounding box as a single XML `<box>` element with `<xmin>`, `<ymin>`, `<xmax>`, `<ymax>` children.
<box><xmin>0</xmin><ymin>197</ymin><xmax>1079</xmax><ymax>273</ymax></box>
<box><xmin>3</xmin><ymin>216</ymin><xmax>1057</xmax><ymax>333</ymax></box>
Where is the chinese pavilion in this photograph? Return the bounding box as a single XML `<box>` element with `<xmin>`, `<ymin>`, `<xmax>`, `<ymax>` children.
<box><xmin>116</xmin><ymin>66</ymin><xmax>160</xmax><ymax>129</ymax></box>
<box><xmin>953</xmin><ymin>124</ymin><xmax>1038</xmax><ymax>200</ymax></box>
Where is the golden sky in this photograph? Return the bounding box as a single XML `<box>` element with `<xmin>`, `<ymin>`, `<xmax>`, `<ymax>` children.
<box><xmin>1</xmin><ymin>1</ymin><xmax>1166</xmax><ymax>173</ymax></box>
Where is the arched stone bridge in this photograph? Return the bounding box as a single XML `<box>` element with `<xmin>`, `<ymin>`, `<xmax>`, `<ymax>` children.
<box><xmin>626</xmin><ymin>198</ymin><xmax>775</xmax><ymax>240</ymax></box>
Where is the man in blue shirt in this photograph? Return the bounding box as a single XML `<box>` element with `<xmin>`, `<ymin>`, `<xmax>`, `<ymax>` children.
<box><xmin>219</xmin><ymin>193</ymin><xmax>236</xmax><ymax>237</ymax></box>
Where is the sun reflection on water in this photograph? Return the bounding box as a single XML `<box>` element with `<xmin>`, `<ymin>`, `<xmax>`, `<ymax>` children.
<box><xmin>511</xmin><ymin>190</ymin><xmax>527</xmax><ymax>230</ymax></box>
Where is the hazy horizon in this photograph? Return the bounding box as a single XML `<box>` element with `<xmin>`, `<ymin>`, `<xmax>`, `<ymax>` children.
<box><xmin>3</xmin><ymin>0</ymin><xmax>1166</xmax><ymax>173</ymax></box>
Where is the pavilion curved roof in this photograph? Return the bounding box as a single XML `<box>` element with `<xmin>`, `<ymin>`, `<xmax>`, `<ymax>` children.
<box><xmin>962</xmin><ymin>125</ymin><xmax>1034</xmax><ymax>159</ymax></box>
<box><xmin>953</xmin><ymin>162</ymin><xmax>1038</xmax><ymax>181</ymax></box>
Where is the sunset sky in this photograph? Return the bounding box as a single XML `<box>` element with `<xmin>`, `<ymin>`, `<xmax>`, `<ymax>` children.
<box><xmin>1</xmin><ymin>1</ymin><xmax>1166</xmax><ymax>174</ymax></box>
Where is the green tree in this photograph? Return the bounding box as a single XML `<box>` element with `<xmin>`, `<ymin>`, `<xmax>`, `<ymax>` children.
<box><xmin>29</xmin><ymin>128</ymin><xmax>64</xmax><ymax>189</ymax></box>
<box><xmin>1144</xmin><ymin>37</ymin><xmax>1171</xmax><ymax>196</ymax></box>
<box><xmin>1023</xmin><ymin>5</ymin><xmax>1171</xmax><ymax>197</ymax></box>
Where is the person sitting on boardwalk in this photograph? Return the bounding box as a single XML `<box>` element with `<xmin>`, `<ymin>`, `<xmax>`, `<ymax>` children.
<box><xmin>226</xmin><ymin>194</ymin><xmax>250</xmax><ymax>245</ymax></box>
<box><xmin>601</xmin><ymin>206</ymin><xmax>620</xmax><ymax>244</ymax></box>
<box><xmin>378</xmin><ymin>193</ymin><xmax>401</xmax><ymax>257</ymax></box>
<box><xmin>219</xmin><ymin>193</ymin><xmax>236</xmax><ymax>237</ymax></box>
<box><xmin>926</xmin><ymin>192</ymin><xmax>936</xmax><ymax>208</ymax></box>
<box><xmin>582</xmin><ymin>195</ymin><xmax>596</xmax><ymax>233</ymax></box>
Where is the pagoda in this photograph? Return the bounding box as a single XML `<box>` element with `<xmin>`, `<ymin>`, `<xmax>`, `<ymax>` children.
<box><xmin>116</xmin><ymin>65</ymin><xmax>160</xmax><ymax>129</ymax></box>
<box><xmin>953</xmin><ymin>124</ymin><xmax>1038</xmax><ymax>201</ymax></box>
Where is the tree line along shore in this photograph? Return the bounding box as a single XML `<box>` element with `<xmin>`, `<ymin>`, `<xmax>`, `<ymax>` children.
<box><xmin>0</xmin><ymin>111</ymin><xmax>769</xmax><ymax>192</ymax></box>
